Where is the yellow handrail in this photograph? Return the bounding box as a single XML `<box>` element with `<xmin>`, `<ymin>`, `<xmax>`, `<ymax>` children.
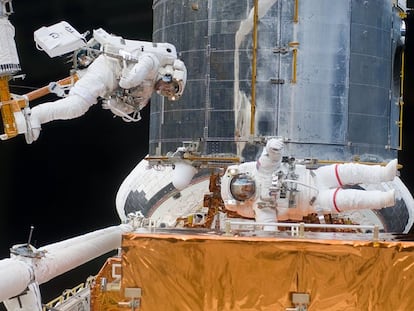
<box><xmin>291</xmin><ymin>48</ymin><xmax>298</xmax><ymax>84</ymax></box>
<box><xmin>289</xmin><ymin>42</ymin><xmax>300</xmax><ymax>84</ymax></box>
<box><xmin>294</xmin><ymin>0</ymin><xmax>299</xmax><ymax>23</ymax></box>
<box><xmin>250</xmin><ymin>0</ymin><xmax>259</xmax><ymax>136</ymax></box>
<box><xmin>397</xmin><ymin>49</ymin><xmax>405</xmax><ymax>150</ymax></box>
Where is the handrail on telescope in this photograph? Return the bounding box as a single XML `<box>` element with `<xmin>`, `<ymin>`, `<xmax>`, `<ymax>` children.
<box><xmin>225</xmin><ymin>220</ymin><xmax>380</xmax><ymax>241</ymax></box>
<box><xmin>250</xmin><ymin>0</ymin><xmax>258</xmax><ymax>136</ymax></box>
<box><xmin>397</xmin><ymin>49</ymin><xmax>405</xmax><ymax>151</ymax></box>
<box><xmin>294</xmin><ymin>0</ymin><xmax>299</xmax><ymax>23</ymax></box>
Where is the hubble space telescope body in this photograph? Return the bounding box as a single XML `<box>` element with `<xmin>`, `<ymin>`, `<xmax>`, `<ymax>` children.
<box><xmin>118</xmin><ymin>0</ymin><xmax>413</xmax><ymax>233</ymax></box>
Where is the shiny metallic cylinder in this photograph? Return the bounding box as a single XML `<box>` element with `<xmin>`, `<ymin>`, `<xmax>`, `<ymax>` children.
<box><xmin>150</xmin><ymin>0</ymin><xmax>405</xmax><ymax>162</ymax></box>
<box><xmin>0</xmin><ymin>0</ymin><xmax>20</xmax><ymax>76</ymax></box>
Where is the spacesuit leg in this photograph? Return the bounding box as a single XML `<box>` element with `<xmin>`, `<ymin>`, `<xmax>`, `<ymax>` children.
<box><xmin>27</xmin><ymin>55</ymin><xmax>120</xmax><ymax>141</ymax></box>
<box><xmin>28</xmin><ymin>94</ymin><xmax>96</xmax><ymax>142</ymax></box>
<box><xmin>30</xmin><ymin>95</ymin><xmax>91</xmax><ymax>125</ymax></box>
<box><xmin>317</xmin><ymin>188</ymin><xmax>395</xmax><ymax>213</ymax></box>
<box><xmin>315</xmin><ymin>159</ymin><xmax>397</xmax><ymax>188</ymax></box>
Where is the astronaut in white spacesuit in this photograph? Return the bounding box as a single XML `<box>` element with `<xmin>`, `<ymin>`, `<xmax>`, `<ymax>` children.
<box><xmin>21</xmin><ymin>28</ymin><xmax>187</xmax><ymax>143</ymax></box>
<box><xmin>221</xmin><ymin>138</ymin><xmax>397</xmax><ymax>228</ymax></box>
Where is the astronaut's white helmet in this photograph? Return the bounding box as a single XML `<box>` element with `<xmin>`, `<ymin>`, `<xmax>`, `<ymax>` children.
<box><xmin>156</xmin><ymin>59</ymin><xmax>187</xmax><ymax>101</ymax></box>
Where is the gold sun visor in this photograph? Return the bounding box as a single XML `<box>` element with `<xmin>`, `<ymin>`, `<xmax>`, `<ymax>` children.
<box><xmin>156</xmin><ymin>59</ymin><xmax>186</xmax><ymax>101</ymax></box>
<box><xmin>155</xmin><ymin>76</ymin><xmax>181</xmax><ymax>101</ymax></box>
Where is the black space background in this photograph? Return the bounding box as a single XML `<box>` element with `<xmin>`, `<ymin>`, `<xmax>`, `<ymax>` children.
<box><xmin>0</xmin><ymin>0</ymin><xmax>153</xmax><ymax>304</ymax></box>
<box><xmin>1</xmin><ymin>0</ymin><xmax>414</xmax><ymax>305</ymax></box>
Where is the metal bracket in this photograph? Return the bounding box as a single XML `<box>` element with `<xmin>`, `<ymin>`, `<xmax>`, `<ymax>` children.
<box><xmin>286</xmin><ymin>292</ymin><xmax>310</xmax><ymax>311</ymax></box>
<box><xmin>270</xmin><ymin>78</ymin><xmax>285</xmax><ymax>84</ymax></box>
<box><xmin>118</xmin><ymin>288</ymin><xmax>142</xmax><ymax>309</ymax></box>
<box><xmin>272</xmin><ymin>47</ymin><xmax>289</xmax><ymax>54</ymax></box>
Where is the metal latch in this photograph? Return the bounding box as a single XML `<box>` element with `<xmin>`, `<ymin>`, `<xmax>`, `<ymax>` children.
<box><xmin>286</xmin><ymin>292</ymin><xmax>310</xmax><ymax>311</ymax></box>
<box><xmin>118</xmin><ymin>287</ymin><xmax>142</xmax><ymax>309</ymax></box>
<box><xmin>270</xmin><ymin>78</ymin><xmax>285</xmax><ymax>84</ymax></box>
<box><xmin>272</xmin><ymin>46</ymin><xmax>289</xmax><ymax>54</ymax></box>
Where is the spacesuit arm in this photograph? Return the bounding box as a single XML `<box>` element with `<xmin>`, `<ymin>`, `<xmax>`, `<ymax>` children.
<box><xmin>119</xmin><ymin>53</ymin><xmax>160</xmax><ymax>89</ymax></box>
<box><xmin>257</xmin><ymin>138</ymin><xmax>284</xmax><ymax>173</ymax></box>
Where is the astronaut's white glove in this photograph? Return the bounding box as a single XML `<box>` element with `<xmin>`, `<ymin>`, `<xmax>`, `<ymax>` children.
<box><xmin>265</xmin><ymin>138</ymin><xmax>284</xmax><ymax>161</ymax></box>
<box><xmin>257</xmin><ymin>138</ymin><xmax>284</xmax><ymax>172</ymax></box>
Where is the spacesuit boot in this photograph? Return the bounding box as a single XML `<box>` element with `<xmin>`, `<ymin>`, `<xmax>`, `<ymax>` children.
<box><xmin>27</xmin><ymin>111</ymin><xmax>41</xmax><ymax>143</ymax></box>
<box><xmin>316</xmin><ymin>159</ymin><xmax>398</xmax><ymax>188</ymax></box>
<box><xmin>317</xmin><ymin>188</ymin><xmax>395</xmax><ymax>213</ymax></box>
<box><xmin>12</xmin><ymin>107</ymin><xmax>41</xmax><ymax>144</ymax></box>
<box><xmin>254</xmin><ymin>204</ymin><xmax>277</xmax><ymax>231</ymax></box>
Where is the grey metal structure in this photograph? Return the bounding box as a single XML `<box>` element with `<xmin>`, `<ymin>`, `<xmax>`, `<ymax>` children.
<box><xmin>150</xmin><ymin>0</ymin><xmax>405</xmax><ymax>163</ymax></box>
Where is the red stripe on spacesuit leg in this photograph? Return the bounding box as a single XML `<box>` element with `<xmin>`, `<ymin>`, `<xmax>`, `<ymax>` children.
<box><xmin>333</xmin><ymin>187</ymin><xmax>341</xmax><ymax>213</ymax></box>
<box><xmin>334</xmin><ymin>163</ymin><xmax>344</xmax><ymax>187</ymax></box>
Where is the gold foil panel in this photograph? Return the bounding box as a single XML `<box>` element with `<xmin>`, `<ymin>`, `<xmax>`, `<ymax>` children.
<box><xmin>121</xmin><ymin>233</ymin><xmax>414</xmax><ymax>311</ymax></box>
<box><xmin>91</xmin><ymin>257</ymin><xmax>126</xmax><ymax>311</ymax></box>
